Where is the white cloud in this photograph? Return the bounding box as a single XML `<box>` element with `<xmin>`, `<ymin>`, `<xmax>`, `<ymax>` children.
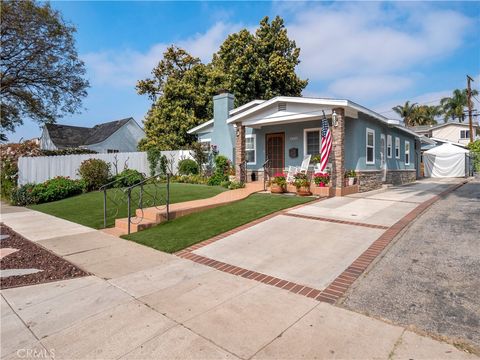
<box><xmin>327</xmin><ymin>75</ymin><xmax>414</xmax><ymax>102</ymax></box>
<box><xmin>82</xmin><ymin>22</ymin><xmax>241</xmax><ymax>88</ymax></box>
<box><xmin>286</xmin><ymin>3</ymin><xmax>472</xmax><ymax>81</ymax></box>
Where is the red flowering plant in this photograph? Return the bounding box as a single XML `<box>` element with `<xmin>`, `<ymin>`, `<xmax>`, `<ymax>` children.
<box><xmin>313</xmin><ymin>172</ymin><xmax>330</xmax><ymax>186</ymax></box>
<box><xmin>271</xmin><ymin>172</ymin><xmax>287</xmax><ymax>188</ymax></box>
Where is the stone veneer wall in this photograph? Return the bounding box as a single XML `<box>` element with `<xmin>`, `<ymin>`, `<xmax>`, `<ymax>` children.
<box><xmin>357</xmin><ymin>171</ymin><xmax>383</xmax><ymax>192</ymax></box>
<box><xmin>386</xmin><ymin>170</ymin><xmax>416</xmax><ymax>186</ymax></box>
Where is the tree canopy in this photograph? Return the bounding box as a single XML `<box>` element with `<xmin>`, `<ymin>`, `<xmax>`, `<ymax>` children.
<box><xmin>0</xmin><ymin>0</ymin><xmax>89</xmax><ymax>139</ymax></box>
<box><xmin>137</xmin><ymin>16</ymin><xmax>308</xmax><ymax>150</ymax></box>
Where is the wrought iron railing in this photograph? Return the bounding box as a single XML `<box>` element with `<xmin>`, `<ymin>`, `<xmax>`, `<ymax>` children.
<box><xmin>125</xmin><ymin>174</ymin><xmax>170</xmax><ymax>234</ymax></box>
<box><xmin>101</xmin><ymin>173</ymin><xmax>170</xmax><ymax>233</ymax></box>
<box><xmin>262</xmin><ymin>159</ymin><xmax>271</xmax><ymax>191</ymax></box>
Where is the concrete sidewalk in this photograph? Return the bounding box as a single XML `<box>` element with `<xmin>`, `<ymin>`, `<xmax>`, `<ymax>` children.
<box><xmin>1</xmin><ymin>180</ymin><xmax>477</xmax><ymax>359</ymax></box>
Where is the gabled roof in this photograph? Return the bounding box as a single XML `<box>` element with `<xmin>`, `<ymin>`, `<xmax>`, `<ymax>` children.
<box><xmin>411</xmin><ymin>121</ymin><xmax>479</xmax><ymax>133</ymax></box>
<box><xmin>45</xmin><ymin>118</ymin><xmax>134</xmax><ymax>149</ymax></box>
<box><xmin>187</xmin><ymin>119</ymin><xmax>213</xmax><ymax>135</ymax></box>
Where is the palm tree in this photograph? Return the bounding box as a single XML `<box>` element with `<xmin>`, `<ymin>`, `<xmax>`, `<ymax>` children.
<box><xmin>440</xmin><ymin>89</ymin><xmax>479</xmax><ymax>123</ymax></box>
<box><xmin>411</xmin><ymin>105</ymin><xmax>440</xmax><ymax>125</ymax></box>
<box><xmin>392</xmin><ymin>101</ymin><xmax>418</xmax><ymax>127</ymax></box>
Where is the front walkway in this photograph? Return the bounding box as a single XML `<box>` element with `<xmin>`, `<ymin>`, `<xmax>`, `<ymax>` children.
<box><xmin>1</xmin><ymin>179</ymin><xmax>476</xmax><ymax>359</ymax></box>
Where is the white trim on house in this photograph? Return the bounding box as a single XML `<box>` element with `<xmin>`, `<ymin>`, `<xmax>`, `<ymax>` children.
<box><xmin>245</xmin><ymin>134</ymin><xmax>257</xmax><ymax>165</ymax></box>
<box><xmin>366</xmin><ymin>128</ymin><xmax>375</xmax><ymax>165</ymax></box>
<box><xmin>395</xmin><ymin>137</ymin><xmax>401</xmax><ymax>159</ymax></box>
<box><xmin>187</xmin><ymin>119</ymin><xmax>214</xmax><ymax>135</ymax></box>
<box><xmin>387</xmin><ymin>134</ymin><xmax>392</xmax><ymax>158</ymax></box>
<box><xmin>303</xmin><ymin>127</ymin><xmax>321</xmax><ymax>156</ymax></box>
<box><xmin>229</xmin><ymin>100</ymin><xmax>264</xmax><ymax>116</ymax></box>
<box><xmin>405</xmin><ymin>140</ymin><xmax>410</xmax><ymax>165</ymax></box>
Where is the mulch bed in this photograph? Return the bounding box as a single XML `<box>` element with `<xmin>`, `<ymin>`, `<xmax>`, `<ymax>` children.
<box><xmin>1</xmin><ymin>223</ymin><xmax>89</xmax><ymax>289</ymax></box>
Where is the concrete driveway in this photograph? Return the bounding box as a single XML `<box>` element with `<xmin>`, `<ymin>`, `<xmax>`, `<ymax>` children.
<box><xmin>1</xmin><ymin>178</ymin><xmax>476</xmax><ymax>360</ymax></box>
<box><xmin>193</xmin><ymin>178</ymin><xmax>463</xmax><ymax>291</ymax></box>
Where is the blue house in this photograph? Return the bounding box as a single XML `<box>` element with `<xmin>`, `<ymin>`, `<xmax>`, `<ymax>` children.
<box><xmin>188</xmin><ymin>91</ymin><xmax>420</xmax><ymax>194</ymax></box>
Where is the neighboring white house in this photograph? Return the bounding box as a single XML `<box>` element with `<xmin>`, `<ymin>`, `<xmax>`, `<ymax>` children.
<box><xmin>412</xmin><ymin>121</ymin><xmax>480</xmax><ymax>146</ymax></box>
<box><xmin>39</xmin><ymin>118</ymin><xmax>145</xmax><ymax>153</ymax></box>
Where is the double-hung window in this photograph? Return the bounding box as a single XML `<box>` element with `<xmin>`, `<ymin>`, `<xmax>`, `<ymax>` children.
<box><xmin>387</xmin><ymin>135</ymin><xmax>392</xmax><ymax>158</ymax></box>
<box><xmin>405</xmin><ymin>141</ymin><xmax>410</xmax><ymax>165</ymax></box>
<box><xmin>395</xmin><ymin>137</ymin><xmax>400</xmax><ymax>159</ymax></box>
<box><xmin>460</xmin><ymin>130</ymin><xmax>470</xmax><ymax>139</ymax></box>
<box><xmin>304</xmin><ymin>128</ymin><xmax>321</xmax><ymax>156</ymax></box>
<box><xmin>366</xmin><ymin>128</ymin><xmax>375</xmax><ymax>164</ymax></box>
<box><xmin>245</xmin><ymin>134</ymin><xmax>256</xmax><ymax>164</ymax></box>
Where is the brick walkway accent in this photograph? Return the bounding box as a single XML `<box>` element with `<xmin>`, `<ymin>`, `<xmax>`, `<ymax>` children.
<box><xmin>176</xmin><ymin>180</ymin><xmax>468</xmax><ymax>304</ymax></box>
<box><xmin>283</xmin><ymin>213</ymin><xmax>390</xmax><ymax>230</ymax></box>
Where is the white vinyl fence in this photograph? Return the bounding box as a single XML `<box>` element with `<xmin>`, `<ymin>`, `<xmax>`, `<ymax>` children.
<box><xmin>18</xmin><ymin>150</ymin><xmax>193</xmax><ymax>185</ymax></box>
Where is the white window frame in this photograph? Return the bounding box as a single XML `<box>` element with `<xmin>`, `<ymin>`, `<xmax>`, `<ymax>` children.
<box><xmin>303</xmin><ymin>128</ymin><xmax>321</xmax><ymax>156</ymax></box>
<box><xmin>460</xmin><ymin>130</ymin><xmax>470</xmax><ymax>139</ymax></box>
<box><xmin>405</xmin><ymin>141</ymin><xmax>410</xmax><ymax>165</ymax></box>
<box><xmin>387</xmin><ymin>135</ymin><xmax>392</xmax><ymax>159</ymax></box>
<box><xmin>366</xmin><ymin>128</ymin><xmax>375</xmax><ymax>165</ymax></box>
<box><xmin>395</xmin><ymin>137</ymin><xmax>401</xmax><ymax>159</ymax></box>
<box><xmin>245</xmin><ymin>134</ymin><xmax>256</xmax><ymax>165</ymax></box>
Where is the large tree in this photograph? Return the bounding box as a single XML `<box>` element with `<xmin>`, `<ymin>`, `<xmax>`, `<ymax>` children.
<box><xmin>440</xmin><ymin>89</ymin><xmax>478</xmax><ymax>123</ymax></box>
<box><xmin>137</xmin><ymin>46</ymin><xmax>222</xmax><ymax>150</ymax></box>
<box><xmin>137</xmin><ymin>16</ymin><xmax>307</xmax><ymax>150</ymax></box>
<box><xmin>213</xmin><ymin>16</ymin><xmax>308</xmax><ymax>106</ymax></box>
<box><xmin>392</xmin><ymin>101</ymin><xmax>418</xmax><ymax>127</ymax></box>
<box><xmin>0</xmin><ymin>0</ymin><xmax>89</xmax><ymax>138</ymax></box>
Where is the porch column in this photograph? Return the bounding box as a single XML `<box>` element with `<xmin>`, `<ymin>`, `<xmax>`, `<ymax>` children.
<box><xmin>235</xmin><ymin>124</ymin><xmax>246</xmax><ymax>182</ymax></box>
<box><xmin>330</xmin><ymin>107</ymin><xmax>345</xmax><ymax>195</ymax></box>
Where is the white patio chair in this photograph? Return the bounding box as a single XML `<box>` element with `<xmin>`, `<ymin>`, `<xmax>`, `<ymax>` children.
<box><xmin>286</xmin><ymin>166</ymin><xmax>298</xmax><ymax>183</ymax></box>
<box><xmin>298</xmin><ymin>155</ymin><xmax>311</xmax><ymax>174</ymax></box>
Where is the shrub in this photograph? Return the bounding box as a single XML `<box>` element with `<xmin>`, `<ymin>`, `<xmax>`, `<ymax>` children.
<box><xmin>78</xmin><ymin>159</ymin><xmax>110</xmax><ymax>190</ymax></box>
<box><xmin>207</xmin><ymin>155</ymin><xmax>230</xmax><ymax>186</ymax></box>
<box><xmin>220</xmin><ymin>180</ymin><xmax>231</xmax><ymax>188</ymax></box>
<box><xmin>178</xmin><ymin>159</ymin><xmax>199</xmax><ymax>175</ymax></box>
<box><xmin>172</xmin><ymin>174</ymin><xmax>208</xmax><ymax>185</ymax></box>
<box><xmin>1</xmin><ymin>158</ymin><xmax>17</xmax><ymax>201</ymax></box>
<box><xmin>228</xmin><ymin>181</ymin><xmax>245</xmax><ymax>190</ymax></box>
<box><xmin>11</xmin><ymin>177</ymin><xmax>85</xmax><ymax>205</ymax></box>
<box><xmin>146</xmin><ymin>147</ymin><xmax>161</xmax><ymax>176</ymax></box>
<box><xmin>112</xmin><ymin>169</ymin><xmax>145</xmax><ymax>188</ymax></box>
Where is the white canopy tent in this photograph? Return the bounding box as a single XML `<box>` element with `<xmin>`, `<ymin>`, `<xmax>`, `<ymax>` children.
<box><xmin>423</xmin><ymin>143</ymin><xmax>469</xmax><ymax>178</ymax></box>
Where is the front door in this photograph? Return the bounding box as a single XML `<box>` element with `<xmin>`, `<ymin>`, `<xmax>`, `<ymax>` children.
<box><xmin>266</xmin><ymin>133</ymin><xmax>285</xmax><ymax>175</ymax></box>
<box><xmin>380</xmin><ymin>134</ymin><xmax>386</xmax><ymax>182</ymax></box>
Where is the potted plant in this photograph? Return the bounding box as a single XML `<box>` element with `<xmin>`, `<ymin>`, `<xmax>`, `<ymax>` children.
<box><xmin>270</xmin><ymin>173</ymin><xmax>286</xmax><ymax>193</ymax></box>
<box><xmin>228</xmin><ymin>166</ymin><xmax>236</xmax><ymax>182</ymax></box>
<box><xmin>344</xmin><ymin>169</ymin><xmax>357</xmax><ymax>186</ymax></box>
<box><xmin>292</xmin><ymin>172</ymin><xmax>311</xmax><ymax>196</ymax></box>
<box><xmin>313</xmin><ymin>172</ymin><xmax>330</xmax><ymax>187</ymax></box>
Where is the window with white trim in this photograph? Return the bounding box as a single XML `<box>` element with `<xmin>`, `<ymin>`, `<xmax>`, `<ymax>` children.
<box><xmin>387</xmin><ymin>135</ymin><xmax>392</xmax><ymax>158</ymax></box>
<box><xmin>460</xmin><ymin>130</ymin><xmax>470</xmax><ymax>139</ymax></box>
<box><xmin>405</xmin><ymin>141</ymin><xmax>410</xmax><ymax>165</ymax></box>
<box><xmin>366</xmin><ymin>128</ymin><xmax>375</xmax><ymax>164</ymax></box>
<box><xmin>245</xmin><ymin>134</ymin><xmax>256</xmax><ymax>164</ymax></box>
<box><xmin>395</xmin><ymin>137</ymin><xmax>400</xmax><ymax>159</ymax></box>
<box><xmin>304</xmin><ymin>128</ymin><xmax>321</xmax><ymax>156</ymax></box>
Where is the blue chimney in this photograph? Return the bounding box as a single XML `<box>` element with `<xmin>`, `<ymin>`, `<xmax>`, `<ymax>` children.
<box><xmin>211</xmin><ymin>91</ymin><xmax>235</xmax><ymax>160</ymax></box>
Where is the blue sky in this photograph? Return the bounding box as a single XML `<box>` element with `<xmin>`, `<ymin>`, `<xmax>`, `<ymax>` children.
<box><xmin>11</xmin><ymin>1</ymin><xmax>480</xmax><ymax>141</ymax></box>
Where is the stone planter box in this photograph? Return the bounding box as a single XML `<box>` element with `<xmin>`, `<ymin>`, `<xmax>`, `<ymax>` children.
<box><xmin>311</xmin><ymin>185</ymin><xmax>335</xmax><ymax>197</ymax></box>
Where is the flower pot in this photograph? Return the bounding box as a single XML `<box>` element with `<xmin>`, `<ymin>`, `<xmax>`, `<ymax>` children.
<box><xmin>318</xmin><ymin>182</ymin><xmax>326</xmax><ymax>187</ymax></box>
<box><xmin>348</xmin><ymin>177</ymin><xmax>355</xmax><ymax>186</ymax></box>
<box><xmin>270</xmin><ymin>183</ymin><xmax>285</xmax><ymax>193</ymax></box>
<box><xmin>296</xmin><ymin>186</ymin><xmax>312</xmax><ymax>196</ymax></box>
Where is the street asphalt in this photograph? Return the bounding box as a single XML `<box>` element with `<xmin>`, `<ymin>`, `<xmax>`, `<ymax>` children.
<box><xmin>342</xmin><ymin>178</ymin><xmax>480</xmax><ymax>354</ymax></box>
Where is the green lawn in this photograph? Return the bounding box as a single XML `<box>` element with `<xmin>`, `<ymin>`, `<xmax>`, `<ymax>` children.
<box><xmin>123</xmin><ymin>193</ymin><xmax>313</xmax><ymax>253</ymax></box>
<box><xmin>29</xmin><ymin>183</ymin><xmax>226</xmax><ymax>229</ymax></box>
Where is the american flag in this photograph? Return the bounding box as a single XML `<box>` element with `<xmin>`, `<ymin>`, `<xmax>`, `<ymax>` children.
<box><xmin>319</xmin><ymin>111</ymin><xmax>332</xmax><ymax>172</ymax></box>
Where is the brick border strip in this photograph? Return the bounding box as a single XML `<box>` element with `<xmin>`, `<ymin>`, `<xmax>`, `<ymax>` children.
<box><xmin>176</xmin><ymin>251</ymin><xmax>324</xmax><ymax>300</ymax></box>
<box><xmin>176</xmin><ymin>180</ymin><xmax>468</xmax><ymax>304</ymax></box>
<box><xmin>283</xmin><ymin>213</ymin><xmax>389</xmax><ymax>230</ymax></box>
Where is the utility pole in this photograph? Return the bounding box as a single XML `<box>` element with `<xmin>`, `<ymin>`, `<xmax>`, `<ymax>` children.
<box><xmin>467</xmin><ymin>75</ymin><xmax>474</xmax><ymax>143</ymax></box>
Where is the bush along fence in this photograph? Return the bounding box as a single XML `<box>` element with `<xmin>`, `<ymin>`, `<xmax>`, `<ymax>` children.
<box><xmin>17</xmin><ymin>150</ymin><xmax>193</xmax><ymax>185</ymax></box>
